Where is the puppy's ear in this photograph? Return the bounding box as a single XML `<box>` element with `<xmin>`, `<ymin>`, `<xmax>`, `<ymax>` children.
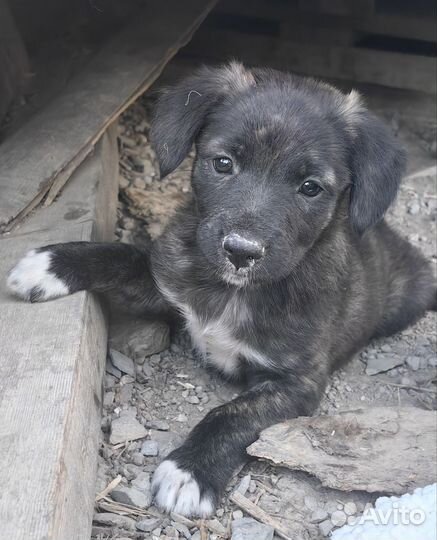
<box><xmin>344</xmin><ymin>92</ymin><xmax>406</xmax><ymax>234</ymax></box>
<box><xmin>150</xmin><ymin>62</ymin><xmax>255</xmax><ymax>178</ymax></box>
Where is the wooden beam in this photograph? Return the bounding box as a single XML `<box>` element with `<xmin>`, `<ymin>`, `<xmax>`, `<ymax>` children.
<box><xmin>0</xmin><ymin>125</ymin><xmax>118</xmax><ymax>540</ymax></box>
<box><xmin>0</xmin><ymin>0</ymin><xmax>217</xmax><ymax>232</ymax></box>
<box><xmin>184</xmin><ymin>28</ymin><xmax>437</xmax><ymax>94</ymax></box>
<box><xmin>0</xmin><ymin>0</ymin><xmax>29</xmax><ymax>123</ymax></box>
<box><xmin>216</xmin><ymin>0</ymin><xmax>437</xmax><ymax>42</ymax></box>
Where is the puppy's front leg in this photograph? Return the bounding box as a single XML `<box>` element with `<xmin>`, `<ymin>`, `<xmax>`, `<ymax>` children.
<box><xmin>152</xmin><ymin>369</ymin><xmax>326</xmax><ymax>517</ymax></box>
<box><xmin>7</xmin><ymin>242</ymin><xmax>168</xmax><ymax>315</ymax></box>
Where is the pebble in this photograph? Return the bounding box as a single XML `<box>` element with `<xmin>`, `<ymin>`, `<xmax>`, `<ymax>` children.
<box><xmin>310</xmin><ymin>508</ymin><xmax>329</xmax><ymax>523</ymax></box>
<box><xmin>173</xmin><ymin>521</ymin><xmax>191</xmax><ymax>538</ymax></box>
<box><xmin>186</xmin><ymin>395</ymin><xmax>200</xmax><ymax>404</ymax></box>
<box><xmin>365</xmin><ymin>354</ymin><xmax>402</xmax><ymax>376</ymax></box>
<box><xmin>175</xmin><ymin>413</ymin><xmax>188</xmax><ymax>423</ymax></box>
<box><xmin>136</xmin><ymin>517</ymin><xmax>162</xmax><ymax>532</ymax></box>
<box><xmin>319</xmin><ymin>519</ymin><xmax>335</xmax><ymax>536</ymax></box>
<box><xmin>406</xmin><ymin>355</ymin><xmax>421</xmax><ymax>371</ymax></box>
<box><xmin>141</xmin><ymin>440</ymin><xmax>159</xmax><ymax>456</ymax></box>
<box><xmin>304</xmin><ymin>495</ymin><xmax>318</xmax><ymax>511</ymax></box>
<box><xmin>235</xmin><ymin>474</ymin><xmax>251</xmax><ymax>496</ymax></box>
<box><xmin>131</xmin><ymin>452</ymin><xmax>144</xmax><ymax>466</ymax></box>
<box><xmin>131</xmin><ymin>471</ymin><xmax>151</xmax><ymax>491</ymax></box>
<box><xmin>233</xmin><ymin>510</ymin><xmax>244</xmax><ymax>519</ymax></box>
<box><xmin>145</xmin><ymin>419</ymin><xmax>170</xmax><ymax>431</ymax></box>
<box><xmin>110</xmin><ymin>409</ymin><xmax>147</xmax><ymax>444</ymax></box>
<box><xmin>231</xmin><ymin>517</ymin><xmax>274</xmax><ymax>540</ymax></box>
<box><xmin>93</xmin><ymin>512</ymin><xmax>136</xmax><ymax>530</ymax></box>
<box><xmin>109</xmin><ymin>349</ymin><xmax>136</xmax><ymax>377</ymax></box>
<box><xmin>151</xmin><ymin>430</ymin><xmax>184</xmax><ymax>457</ymax></box>
<box><xmin>111</xmin><ymin>485</ymin><xmax>152</xmax><ymax>509</ymax></box>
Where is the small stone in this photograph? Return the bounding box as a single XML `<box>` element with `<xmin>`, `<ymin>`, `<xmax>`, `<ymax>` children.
<box><xmin>248</xmin><ymin>480</ymin><xmax>257</xmax><ymax>493</ymax></box>
<box><xmin>216</xmin><ymin>508</ymin><xmax>225</xmax><ymax>518</ymax></box>
<box><xmin>235</xmin><ymin>474</ymin><xmax>251</xmax><ymax>496</ymax></box>
<box><xmin>136</xmin><ymin>517</ymin><xmax>162</xmax><ymax>532</ymax></box>
<box><xmin>231</xmin><ymin>517</ymin><xmax>274</xmax><ymax>540</ymax></box>
<box><xmin>407</xmin><ymin>200</ymin><xmax>421</xmax><ymax>215</ymax></box>
<box><xmin>343</xmin><ymin>501</ymin><xmax>357</xmax><ymax>516</ymax></box>
<box><xmin>233</xmin><ymin>510</ymin><xmax>244</xmax><ymax>520</ymax></box>
<box><xmin>119</xmin><ymin>175</ymin><xmax>130</xmax><ymax>189</ymax></box>
<box><xmin>146</xmin><ymin>419</ymin><xmax>170</xmax><ymax>431</ymax></box>
<box><xmin>365</xmin><ymin>354</ymin><xmax>402</xmax><ymax>376</ymax></box>
<box><xmin>133</xmin><ymin>177</ymin><xmax>146</xmax><ymax>189</ymax></box>
<box><xmin>151</xmin><ymin>430</ymin><xmax>184</xmax><ymax>457</ymax></box>
<box><xmin>110</xmin><ymin>349</ymin><xmax>136</xmax><ymax>377</ymax></box>
<box><xmin>131</xmin><ymin>452</ymin><xmax>144</xmax><ymax>466</ymax></box>
<box><xmin>304</xmin><ymin>495</ymin><xmax>318</xmax><ymax>511</ymax></box>
<box><xmin>207</xmin><ymin>518</ymin><xmax>227</xmax><ymax>536</ymax></box>
<box><xmin>152</xmin><ymin>528</ymin><xmax>162</xmax><ymax>538</ymax></box>
<box><xmin>164</xmin><ymin>525</ymin><xmax>179</xmax><ymax>537</ymax></box>
<box><xmin>141</xmin><ymin>440</ymin><xmax>159</xmax><ymax>456</ymax></box>
<box><xmin>186</xmin><ymin>395</ymin><xmax>200</xmax><ymax>404</ymax></box>
<box><xmin>110</xmin><ymin>410</ymin><xmax>147</xmax><ymax>444</ymax></box>
<box><xmin>381</xmin><ymin>344</ymin><xmax>392</xmax><ymax>353</ymax></box>
<box><xmin>111</xmin><ymin>486</ymin><xmax>152</xmax><ymax>509</ymax></box>
<box><xmin>406</xmin><ymin>356</ymin><xmax>420</xmax><ymax>371</ymax></box>
<box><xmin>103</xmin><ymin>391</ymin><xmax>114</xmax><ymax>407</ymax></box>
<box><xmin>131</xmin><ymin>471</ymin><xmax>151</xmax><ymax>491</ymax></box>
<box><xmin>106</xmin><ymin>358</ymin><xmax>122</xmax><ymax>379</ymax></box>
<box><xmin>175</xmin><ymin>413</ymin><xmax>188</xmax><ymax>423</ymax></box>
<box><xmin>310</xmin><ymin>509</ymin><xmax>329</xmax><ymax>523</ymax></box>
<box><xmin>173</xmin><ymin>521</ymin><xmax>191</xmax><ymax>538</ymax></box>
<box><xmin>319</xmin><ymin>519</ymin><xmax>334</xmax><ymax>537</ymax></box>
<box><xmin>93</xmin><ymin>512</ymin><xmax>136</xmax><ymax>530</ymax></box>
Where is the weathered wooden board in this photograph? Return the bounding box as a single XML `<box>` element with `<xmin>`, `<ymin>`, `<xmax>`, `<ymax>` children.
<box><xmin>0</xmin><ymin>126</ymin><xmax>118</xmax><ymax>540</ymax></box>
<box><xmin>217</xmin><ymin>0</ymin><xmax>437</xmax><ymax>42</ymax></box>
<box><xmin>185</xmin><ymin>28</ymin><xmax>437</xmax><ymax>94</ymax></box>
<box><xmin>0</xmin><ymin>0</ymin><xmax>29</xmax><ymax>122</ymax></box>
<box><xmin>247</xmin><ymin>407</ymin><xmax>437</xmax><ymax>495</ymax></box>
<box><xmin>0</xmin><ymin>0</ymin><xmax>216</xmax><ymax>232</ymax></box>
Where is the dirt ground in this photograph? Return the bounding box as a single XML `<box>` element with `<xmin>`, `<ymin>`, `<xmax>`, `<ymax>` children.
<box><xmin>92</xmin><ymin>83</ymin><xmax>436</xmax><ymax>540</ymax></box>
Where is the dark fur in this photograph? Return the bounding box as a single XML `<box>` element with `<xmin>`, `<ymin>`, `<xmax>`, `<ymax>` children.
<box><xmin>12</xmin><ymin>63</ymin><xmax>436</xmax><ymax>515</ymax></box>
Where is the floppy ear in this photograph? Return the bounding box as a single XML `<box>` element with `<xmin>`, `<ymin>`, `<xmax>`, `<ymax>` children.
<box><xmin>346</xmin><ymin>100</ymin><xmax>406</xmax><ymax>234</ymax></box>
<box><xmin>150</xmin><ymin>62</ymin><xmax>255</xmax><ymax>178</ymax></box>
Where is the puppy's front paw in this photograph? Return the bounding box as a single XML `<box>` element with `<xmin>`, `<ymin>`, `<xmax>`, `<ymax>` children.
<box><xmin>152</xmin><ymin>459</ymin><xmax>215</xmax><ymax>518</ymax></box>
<box><xmin>7</xmin><ymin>249</ymin><xmax>69</xmax><ymax>302</ymax></box>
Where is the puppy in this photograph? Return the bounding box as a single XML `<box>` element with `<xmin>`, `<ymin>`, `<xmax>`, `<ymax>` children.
<box><xmin>7</xmin><ymin>62</ymin><xmax>436</xmax><ymax>518</ymax></box>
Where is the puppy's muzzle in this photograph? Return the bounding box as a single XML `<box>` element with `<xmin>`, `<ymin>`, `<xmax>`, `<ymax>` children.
<box><xmin>223</xmin><ymin>233</ymin><xmax>265</xmax><ymax>270</ymax></box>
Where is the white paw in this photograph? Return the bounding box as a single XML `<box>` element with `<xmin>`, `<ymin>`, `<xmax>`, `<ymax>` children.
<box><xmin>152</xmin><ymin>460</ymin><xmax>214</xmax><ymax>517</ymax></box>
<box><xmin>7</xmin><ymin>249</ymin><xmax>69</xmax><ymax>302</ymax></box>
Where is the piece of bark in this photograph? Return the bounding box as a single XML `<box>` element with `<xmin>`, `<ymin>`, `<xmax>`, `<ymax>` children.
<box><xmin>247</xmin><ymin>407</ymin><xmax>437</xmax><ymax>495</ymax></box>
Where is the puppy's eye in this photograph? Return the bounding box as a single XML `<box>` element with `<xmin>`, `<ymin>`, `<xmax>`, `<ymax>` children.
<box><xmin>299</xmin><ymin>180</ymin><xmax>323</xmax><ymax>197</ymax></box>
<box><xmin>213</xmin><ymin>156</ymin><xmax>233</xmax><ymax>174</ymax></box>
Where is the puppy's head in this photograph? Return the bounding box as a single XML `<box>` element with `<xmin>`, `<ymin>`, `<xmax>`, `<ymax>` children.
<box><xmin>151</xmin><ymin>62</ymin><xmax>405</xmax><ymax>286</ymax></box>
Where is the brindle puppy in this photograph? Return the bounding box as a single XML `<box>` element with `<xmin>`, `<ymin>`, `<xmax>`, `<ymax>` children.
<box><xmin>7</xmin><ymin>63</ymin><xmax>436</xmax><ymax>517</ymax></box>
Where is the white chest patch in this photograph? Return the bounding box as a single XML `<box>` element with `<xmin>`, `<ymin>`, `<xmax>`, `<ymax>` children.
<box><xmin>157</xmin><ymin>282</ymin><xmax>270</xmax><ymax>375</ymax></box>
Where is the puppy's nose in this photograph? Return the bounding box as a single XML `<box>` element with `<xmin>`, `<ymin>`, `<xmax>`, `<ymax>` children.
<box><xmin>223</xmin><ymin>233</ymin><xmax>264</xmax><ymax>269</ymax></box>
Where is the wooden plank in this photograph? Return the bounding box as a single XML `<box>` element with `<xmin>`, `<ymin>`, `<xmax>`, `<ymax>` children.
<box><xmin>0</xmin><ymin>0</ymin><xmax>29</xmax><ymax>122</ymax></box>
<box><xmin>0</xmin><ymin>0</ymin><xmax>217</xmax><ymax>232</ymax></box>
<box><xmin>0</xmin><ymin>125</ymin><xmax>118</xmax><ymax>540</ymax></box>
<box><xmin>217</xmin><ymin>0</ymin><xmax>437</xmax><ymax>42</ymax></box>
<box><xmin>279</xmin><ymin>41</ymin><xmax>437</xmax><ymax>94</ymax></box>
<box><xmin>184</xmin><ymin>28</ymin><xmax>437</xmax><ymax>94</ymax></box>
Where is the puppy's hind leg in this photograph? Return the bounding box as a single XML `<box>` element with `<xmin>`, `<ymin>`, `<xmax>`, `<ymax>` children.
<box><xmin>7</xmin><ymin>242</ymin><xmax>169</xmax><ymax>316</ymax></box>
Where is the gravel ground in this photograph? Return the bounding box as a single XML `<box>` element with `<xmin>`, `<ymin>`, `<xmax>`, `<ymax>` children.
<box><xmin>92</xmin><ymin>87</ymin><xmax>436</xmax><ymax>540</ymax></box>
